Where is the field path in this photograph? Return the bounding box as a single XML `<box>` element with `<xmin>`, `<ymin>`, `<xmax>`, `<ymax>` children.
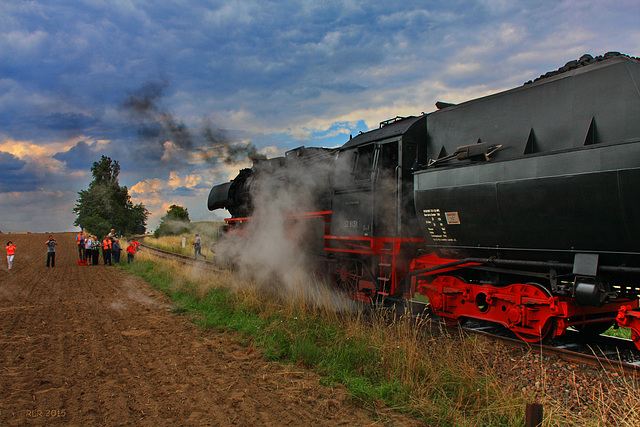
<box><xmin>0</xmin><ymin>233</ymin><xmax>411</xmax><ymax>426</ymax></box>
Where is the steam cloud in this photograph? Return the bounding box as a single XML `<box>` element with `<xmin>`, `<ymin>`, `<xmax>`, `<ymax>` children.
<box><xmin>122</xmin><ymin>80</ymin><xmax>259</xmax><ymax>165</ymax></box>
<box><xmin>212</xmin><ymin>151</ymin><xmax>357</xmax><ymax>310</ymax></box>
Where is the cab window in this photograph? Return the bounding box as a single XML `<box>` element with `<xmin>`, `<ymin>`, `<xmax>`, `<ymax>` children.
<box><xmin>354</xmin><ymin>145</ymin><xmax>375</xmax><ymax>181</ymax></box>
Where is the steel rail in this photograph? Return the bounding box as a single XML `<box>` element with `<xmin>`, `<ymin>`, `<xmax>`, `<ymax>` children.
<box><xmin>453</xmin><ymin>323</ymin><xmax>640</xmax><ymax>376</ymax></box>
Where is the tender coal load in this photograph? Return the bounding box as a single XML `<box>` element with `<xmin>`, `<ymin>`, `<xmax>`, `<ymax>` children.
<box><xmin>524</xmin><ymin>51</ymin><xmax>640</xmax><ymax>84</ymax></box>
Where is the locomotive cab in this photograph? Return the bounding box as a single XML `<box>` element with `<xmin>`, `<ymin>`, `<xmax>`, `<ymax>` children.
<box><xmin>330</xmin><ymin>115</ymin><xmax>426</xmax><ymax>239</ymax></box>
<box><xmin>325</xmin><ymin>115</ymin><xmax>427</xmax><ymax>298</ymax></box>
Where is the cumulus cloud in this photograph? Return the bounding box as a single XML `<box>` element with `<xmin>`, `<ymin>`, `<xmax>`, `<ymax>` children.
<box><xmin>168</xmin><ymin>171</ymin><xmax>202</xmax><ymax>189</ymax></box>
<box><xmin>52</xmin><ymin>140</ymin><xmax>99</xmax><ymax>170</ymax></box>
<box><xmin>0</xmin><ymin>151</ymin><xmax>26</xmax><ymax>171</ymax></box>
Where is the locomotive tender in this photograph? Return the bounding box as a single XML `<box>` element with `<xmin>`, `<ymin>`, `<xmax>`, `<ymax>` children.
<box><xmin>208</xmin><ymin>53</ymin><xmax>640</xmax><ymax>346</ymax></box>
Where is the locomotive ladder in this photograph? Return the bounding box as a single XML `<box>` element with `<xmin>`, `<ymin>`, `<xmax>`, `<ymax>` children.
<box><xmin>378</xmin><ymin>241</ymin><xmax>396</xmax><ymax>295</ymax></box>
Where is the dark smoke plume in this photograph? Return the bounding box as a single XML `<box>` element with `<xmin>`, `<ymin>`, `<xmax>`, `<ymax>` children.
<box><xmin>122</xmin><ymin>80</ymin><xmax>258</xmax><ymax>165</ymax></box>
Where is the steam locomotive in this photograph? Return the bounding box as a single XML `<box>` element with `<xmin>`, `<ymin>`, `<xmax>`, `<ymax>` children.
<box><xmin>208</xmin><ymin>53</ymin><xmax>640</xmax><ymax>346</ymax></box>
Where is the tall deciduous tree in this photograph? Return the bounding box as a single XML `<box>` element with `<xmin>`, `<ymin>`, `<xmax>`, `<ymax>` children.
<box><xmin>74</xmin><ymin>156</ymin><xmax>149</xmax><ymax>237</ymax></box>
<box><xmin>153</xmin><ymin>204</ymin><xmax>191</xmax><ymax>237</ymax></box>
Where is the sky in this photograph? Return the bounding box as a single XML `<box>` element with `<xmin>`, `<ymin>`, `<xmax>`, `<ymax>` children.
<box><xmin>1</xmin><ymin>0</ymin><xmax>639</xmax><ymax>233</ymax></box>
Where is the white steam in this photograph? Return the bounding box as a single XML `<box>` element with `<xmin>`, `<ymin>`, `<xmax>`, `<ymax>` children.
<box><xmin>213</xmin><ymin>154</ymin><xmax>357</xmax><ymax>310</ymax></box>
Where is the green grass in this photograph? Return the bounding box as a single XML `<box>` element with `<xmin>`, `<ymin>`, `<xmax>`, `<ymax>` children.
<box><xmin>117</xmin><ymin>258</ymin><xmax>531</xmax><ymax>426</ymax></box>
<box><xmin>603</xmin><ymin>325</ymin><xmax>633</xmax><ymax>339</ymax></box>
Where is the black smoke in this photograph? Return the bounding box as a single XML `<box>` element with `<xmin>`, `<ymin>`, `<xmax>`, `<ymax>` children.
<box><xmin>122</xmin><ymin>80</ymin><xmax>259</xmax><ymax>165</ymax></box>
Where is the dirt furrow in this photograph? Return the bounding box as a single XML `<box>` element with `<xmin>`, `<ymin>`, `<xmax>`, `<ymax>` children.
<box><xmin>1</xmin><ymin>233</ymin><xmax>412</xmax><ymax>426</ymax></box>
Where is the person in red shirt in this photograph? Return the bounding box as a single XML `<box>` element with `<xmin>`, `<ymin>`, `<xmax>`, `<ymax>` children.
<box><xmin>76</xmin><ymin>232</ymin><xmax>85</xmax><ymax>260</ymax></box>
<box><xmin>126</xmin><ymin>241</ymin><xmax>137</xmax><ymax>263</ymax></box>
<box><xmin>6</xmin><ymin>241</ymin><xmax>15</xmax><ymax>270</ymax></box>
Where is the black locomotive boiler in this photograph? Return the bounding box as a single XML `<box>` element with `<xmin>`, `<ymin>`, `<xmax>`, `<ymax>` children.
<box><xmin>208</xmin><ymin>53</ymin><xmax>640</xmax><ymax>346</ymax></box>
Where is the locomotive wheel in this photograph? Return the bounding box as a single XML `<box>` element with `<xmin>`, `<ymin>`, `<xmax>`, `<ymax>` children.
<box><xmin>513</xmin><ymin>317</ymin><xmax>557</xmax><ymax>344</ymax></box>
<box><xmin>511</xmin><ymin>283</ymin><xmax>556</xmax><ymax>344</ymax></box>
<box><xmin>441</xmin><ymin>316</ymin><xmax>468</xmax><ymax>327</ymax></box>
<box><xmin>332</xmin><ymin>260</ymin><xmax>360</xmax><ymax>293</ymax></box>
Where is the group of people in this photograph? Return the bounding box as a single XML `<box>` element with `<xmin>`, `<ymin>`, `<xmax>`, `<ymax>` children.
<box><xmin>76</xmin><ymin>229</ymin><xmax>139</xmax><ymax>266</ymax></box>
<box><xmin>3</xmin><ymin>230</ymin><xmax>141</xmax><ymax>271</ymax></box>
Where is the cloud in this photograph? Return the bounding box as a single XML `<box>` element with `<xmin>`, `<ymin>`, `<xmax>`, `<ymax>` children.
<box><xmin>0</xmin><ymin>29</ymin><xmax>48</xmax><ymax>60</ymax></box>
<box><xmin>128</xmin><ymin>176</ymin><xmax>214</xmax><ymax>230</ymax></box>
<box><xmin>52</xmin><ymin>140</ymin><xmax>99</xmax><ymax>170</ymax></box>
<box><xmin>0</xmin><ymin>189</ymin><xmax>77</xmax><ymax>233</ymax></box>
<box><xmin>168</xmin><ymin>171</ymin><xmax>202</xmax><ymax>189</ymax></box>
<box><xmin>0</xmin><ymin>149</ymin><xmax>57</xmax><ymax>193</ymax></box>
<box><xmin>1</xmin><ymin>0</ymin><xmax>639</xmax><ymax>232</ymax></box>
<box><xmin>0</xmin><ymin>150</ymin><xmax>26</xmax><ymax>171</ymax></box>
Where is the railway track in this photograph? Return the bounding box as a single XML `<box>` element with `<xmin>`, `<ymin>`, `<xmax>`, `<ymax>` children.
<box><xmin>462</xmin><ymin>321</ymin><xmax>640</xmax><ymax>376</ymax></box>
<box><xmin>139</xmin><ymin>243</ymin><xmax>220</xmax><ymax>270</ymax></box>
<box><xmin>140</xmin><ymin>242</ymin><xmax>640</xmax><ymax>375</ymax></box>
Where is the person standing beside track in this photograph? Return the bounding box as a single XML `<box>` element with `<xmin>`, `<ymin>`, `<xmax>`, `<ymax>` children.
<box><xmin>76</xmin><ymin>232</ymin><xmax>85</xmax><ymax>260</ymax></box>
<box><xmin>126</xmin><ymin>240</ymin><xmax>137</xmax><ymax>263</ymax></box>
<box><xmin>194</xmin><ymin>234</ymin><xmax>206</xmax><ymax>260</ymax></box>
<box><xmin>84</xmin><ymin>235</ymin><xmax>93</xmax><ymax>265</ymax></box>
<box><xmin>91</xmin><ymin>236</ymin><xmax>100</xmax><ymax>265</ymax></box>
<box><xmin>45</xmin><ymin>235</ymin><xmax>57</xmax><ymax>268</ymax></box>
<box><xmin>112</xmin><ymin>239</ymin><xmax>121</xmax><ymax>264</ymax></box>
<box><xmin>6</xmin><ymin>241</ymin><xmax>15</xmax><ymax>270</ymax></box>
<box><xmin>102</xmin><ymin>236</ymin><xmax>112</xmax><ymax>266</ymax></box>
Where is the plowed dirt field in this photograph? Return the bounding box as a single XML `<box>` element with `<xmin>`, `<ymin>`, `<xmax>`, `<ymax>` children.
<box><xmin>0</xmin><ymin>232</ymin><xmax>421</xmax><ymax>426</ymax></box>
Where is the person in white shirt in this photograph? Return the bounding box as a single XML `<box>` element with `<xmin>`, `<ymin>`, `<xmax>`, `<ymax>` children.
<box><xmin>84</xmin><ymin>237</ymin><xmax>93</xmax><ymax>265</ymax></box>
<box><xmin>194</xmin><ymin>234</ymin><xmax>206</xmax><ymax>260</ymax></box>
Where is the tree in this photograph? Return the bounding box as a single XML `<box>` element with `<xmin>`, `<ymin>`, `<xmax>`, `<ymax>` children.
<box><xmin>154</xmin><ymin>204</ymin><xmax>191</xmax><ymax>237</ymax></box>
<box><xmin>74</xmin><ymin>156</ymin><xmax>149</xmax><ymax>237</ymax></box>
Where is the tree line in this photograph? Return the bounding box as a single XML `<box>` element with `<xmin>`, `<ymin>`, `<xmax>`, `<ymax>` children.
<box><xmin>73</xmin><ymin>155</ymin><xmax>191</xmax><ymax>238</ymax></box>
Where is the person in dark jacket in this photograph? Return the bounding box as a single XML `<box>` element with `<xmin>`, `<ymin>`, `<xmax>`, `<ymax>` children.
<box><xmin>112</xmin><ymin>239</ymin><xmax>121</xmax><ymax>263</ymax></box>
<box><xmin>91</xmin><ymin>237</ymin><xmax>100</xmax><ymax>265</ymax></box>
<box><xmin>45</xmin><ymin>235</ymin><xmax>57</xmax><ymax>267</ymax></box>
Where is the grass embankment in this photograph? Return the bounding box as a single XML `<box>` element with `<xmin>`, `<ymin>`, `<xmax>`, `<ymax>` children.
<box><xmin>148</xmin><ymin>222</ymin><xmax>222</xmax><ymax>258</ymax></box>
<box><xmin>122</xmin><ymin>235</ymin><xmax>640</xmax><ymax>426</ymax></box>
<box><xmin>142</xmin><ymin>234</ymin><xmax>202</xmax><ymax>257</ymax></box>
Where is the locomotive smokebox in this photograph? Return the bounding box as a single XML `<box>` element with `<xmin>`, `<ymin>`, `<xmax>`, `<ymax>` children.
<box><xmin>207</xmin><ymin>181</ymin><xmax>232</xmax><ymax>211</ymax></box>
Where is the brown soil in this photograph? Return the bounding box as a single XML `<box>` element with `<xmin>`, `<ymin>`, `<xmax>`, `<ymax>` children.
<box><xmin>0</xmin><ymin>233</ymin><xmax>423</xmax><ymax>426</ymax></box>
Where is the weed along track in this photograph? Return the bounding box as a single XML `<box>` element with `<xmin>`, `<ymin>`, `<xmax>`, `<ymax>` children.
<box><xmin>0</xmin><ymin>232</ymin><xmax>414</xmax><ymax>426</ymax></box>
<box><xmin>136</xmin><ymin>235</ymin><xmax>640</xmax><ymax>425</ymax></box>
